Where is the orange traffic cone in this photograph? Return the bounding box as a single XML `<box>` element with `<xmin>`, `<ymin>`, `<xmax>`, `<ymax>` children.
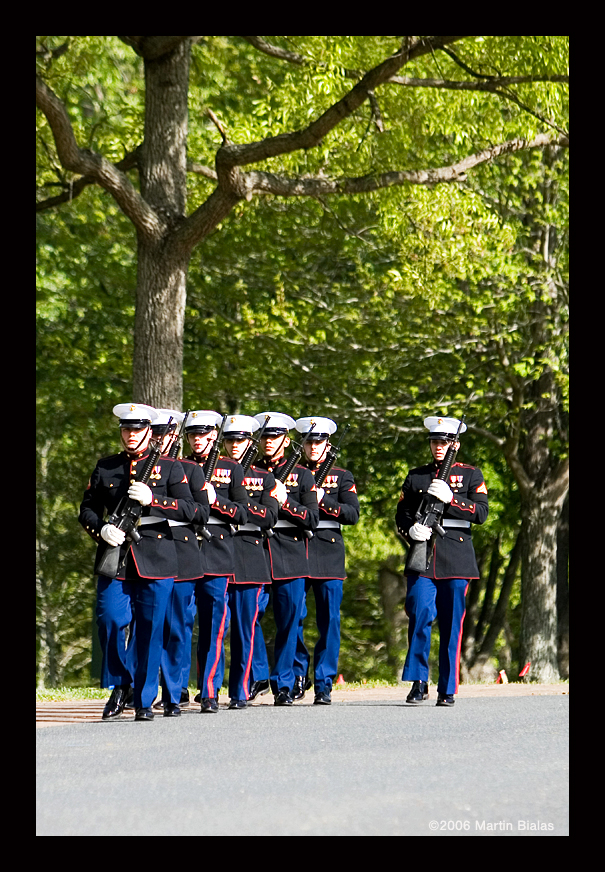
<box><xmin>336</xmin><ymin>674</ymin><xmax>345</xmax><ymax>684</ymax></box>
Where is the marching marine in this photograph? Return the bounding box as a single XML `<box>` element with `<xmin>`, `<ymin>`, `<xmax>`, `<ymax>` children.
<box><xmin>183</xmin><ymin>410</ymin><xmax>248</xmax><ymax>712</ymax></box>
<box><xmin>222</xmin><ymin>415</ymin><xmax>283</xmax><ymax>707</ymax></box>
<box><xmin>254</xmin><ymin>412</ymin><xmax>320</xmax><ymax>705</ymax></box>
<box><xmin>395</xmin><ymin>416</ymin><xmax>489</xmax><ymax>706</ymax></box>
<box><xmin>78</xmin><ymin>403</ymin><xmax>195</xmax><ymax>721</ymax></box>
<box><xmin>293</xmin><ymin>416</ymin><xmax>360</xmax><ymax>705</ymax></box>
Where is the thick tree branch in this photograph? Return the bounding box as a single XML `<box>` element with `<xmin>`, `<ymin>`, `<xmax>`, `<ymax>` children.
<box><xmin>217</xmin><ymin>37</ymin><xmax>469</xmax><ymax>170</ymax></box>
<box><xmin>36</xmin><ymin>75</ymin><xmax>163</xmax><ymax>238</ymax></box>
<box><xmin>36</xmin><ymin>148</ymin><xmax>141</xmax><ymax>212</ymax></box>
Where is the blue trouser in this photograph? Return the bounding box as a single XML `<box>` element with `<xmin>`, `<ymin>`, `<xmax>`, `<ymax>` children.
<box><xmin>294</xmin><ymin>578</ymin><xmax>343</xmax><ymax>693</ymax></box>
<box><xmin>249</xmin><ymin>586</ymin><xmax>270</xmax><ymax>684</ymax></box>
<box><xmin>196</xmin><ymin>576</ymin><xmax>229</xmax><ymax>699</ymax></box>
<box><xmin>227</xmin><ymin>584</ymin><xmax>264</xmax><ymax>700</ymax></box>
<box><xmin>159</xmin><ymin>581</ymin><xmax>196</xmax><ymax>703</ymax></box>
<box><xmin>96</xmin><ymin>575</ymin><xmax>174</xmax><ymax>709</ymax></box>
<box><xmin>402</xmin><ymin>574</ymin><xmax>469</xmax><ymax>695</ymax></box>
<box><xmin>270</xmin><ymin>577</ymin><xmax>306</xmax><ymax>695</ymax></box>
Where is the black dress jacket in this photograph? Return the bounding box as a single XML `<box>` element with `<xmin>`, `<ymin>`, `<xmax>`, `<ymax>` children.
<box><xmin>395</xmin><ymin>459</ymin><xmax>489</xmax><ymax>580</ymax></box>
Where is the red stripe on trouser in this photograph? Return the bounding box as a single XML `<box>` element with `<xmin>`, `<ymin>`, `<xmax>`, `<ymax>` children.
<box><xmin>206</xmin><ymin>602</ymin><xmax>228</xmax><ymax>698</ymax></box>
<box><xmin>454</xmin><ymin>583</ymin><xmax>469</xmax><ymax>693</ymax></box>
<box><xmin>242</xmin><ymin>588</ymin><xmax>261</xmax><ymax>700</ymax></box>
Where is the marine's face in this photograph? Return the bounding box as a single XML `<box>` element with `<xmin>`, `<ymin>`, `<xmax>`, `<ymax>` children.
<box><xmin>261</xmin><ymin>434</ymin><xmax>290</xmax><ymax>459</ymax></box>
<box><xmin>304</xmin><ymin>439</ymin><xmax>329</xmax><ymax>464</ymax></box>
<box><xmin>187</xmin><ymin>429</ymin><xmax>217</xmax><ymax>457</ymax></box>
<box><xmin>121</xmin><ymin>425</ymin><xmax>152</xmax><ymax>455</ymax></box>
<box><xmin>430</xmin><ymin>439</ymin><xmax>459</xmax><ymax>462</ymax></box>
<box><xmin>224</xmin><ymin>437</ymin><xmax>251</xmax><ymax>461</ymax></box>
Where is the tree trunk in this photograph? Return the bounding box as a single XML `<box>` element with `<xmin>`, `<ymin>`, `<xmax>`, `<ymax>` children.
<box><xmin>132</xmin><ymin>39</ymin><xmax>191</xmax><ymax>409</ymax></box>
<box><xmin>133</xmin><ymin>239</ymin><xmax>188</xmax><ymax>408</ymax></box>
<box><xmin>556</xmin><ymin>492</ymin><xmax>569</xmax><ymax>679</ymax></box>
<box><xmin>519</xmin><ymin>495</ymin><xmax>565</xmax><ymax>682</ymax></box>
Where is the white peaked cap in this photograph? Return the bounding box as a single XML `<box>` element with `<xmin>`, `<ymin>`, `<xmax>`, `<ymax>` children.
<box><xmin>253</xmin><ymin>412</ymin><xmax>296</xmax><ymax>432</ymax></box>
<box><xmin>423</xmin><ymin>416</ymin><xmax>467</xmax><ymax>438</ymax></box>
<box><xmin>152</xmin><ymin>408</ymin><xmax>185</xmax><ymax>427</ymax></box>
<box><xmin>113</xmin><ymin>403</ymin><xmax>157</xmax><ymax>425</ymax></box>
<box><xmin>223</xmin><ymin>415</ymin><xmax>260</xmax><ymax>436</ymax></box>
<box><xmin>295</xmin><ymin>416</ymin><xmax>337</xmax><ymax>438</ymax></box>
<box><xmin>184</xmin><ymin>410</ymin><xmax>223</xmax><ymax>431</ymax></box>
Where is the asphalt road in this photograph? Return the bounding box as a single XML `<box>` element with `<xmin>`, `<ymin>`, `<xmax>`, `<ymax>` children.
<box><xmin>36</xmin><ymin>695</ymin><xmax>568</xmax><ymax>836</ymax></box>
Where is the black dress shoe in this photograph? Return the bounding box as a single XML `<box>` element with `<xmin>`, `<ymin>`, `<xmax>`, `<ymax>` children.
<box><xmin>135</xmin><ymin>707</ymin><xmax>155</xmax><ymax>721</ymax></box>
<box><xmin>193</xmin><ymin>692</ymin><xmax>201</xmax><ymax>703</ymax></box>
<box><xmin>179</xmin><ymin>688</ymin><xmax>190</xmax><ymax>707</ymax></box>
<box><xmin>248</xmin><ymin>679</ymin><xmax>270</xmax><ymax>701</ymax></box>
<box><xmin>313</xmin><ymin>690</ymin><xmax>331</xmax><ymax>705</ymax></box>
<box><xmin>406</xmin><ymin>680</ymin><xmax>429</xmax><ymax>704</ymax></box>
<box><xmin>163</xmin><ymin>703</ymin><xmax>181</xmax><ymax>717</ymax></box>
<box><xmin>102</xmin><ymin>685</ymin><xmax>130</xmax><ymax>720</ymax></box>
<box><xmin>123</xmin><ymin>686</ymin><xmax>135</xmax><ymax>709</ymax></box>
<box><xmin>201</xmin><ymin>696</ymin><xmax>219</xmax><ymax>713</ymax></box>
<box><xmin>228</xmin><ymin>698</ymin><xmax>248</xmax><ymax>710</ymax></box>
<box><xmin>274</xmin><ymin>688</ymin><xmax>293</xmax><ymax>706</ymax></box>
<box><xmin>436</xmin><ymin>693</ymin><xmax>455</xmax><ymax>707</ymax></box>
<box><xmin>292</xmin><ymin>675</ymin><xmax>312</xmax><ymax>701</ymax></box>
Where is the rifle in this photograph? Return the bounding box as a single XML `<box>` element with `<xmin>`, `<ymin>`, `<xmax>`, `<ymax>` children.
<box><xmin>240</xmin><ymin>414</ymin><xmax>271</xmax><ymax>474</ymax></box>
<box><xmin>203</xmin><ymin>414</ymin><xmax>228</xmax><ymax>481</ymax></box>
<box><xmin>406</xmin><ymin>416</ymin><xmax>465</xmax><ymax>575</ymax></box>
<box><xmin>168</xmin><ymin>409</ymin><xmax>190</xmax><ymax>460</ymax></box>
<box><xmin>94</xmin><ymin>417</ymin><xmax>173</xmax><ymax>578</ymax></box>
<box><xmin>313</xmin><ymin>424</ymin><xmax>350</xmax><ymax>487</ymax></box>
<box><xmin>266</xmin><ymin>423</ymin><xmax>316</xmax><ymax>539</ymax></box>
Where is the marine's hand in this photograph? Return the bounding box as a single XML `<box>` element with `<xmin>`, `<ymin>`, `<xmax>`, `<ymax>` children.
<box><xmin>409</xmin><ymin>522</ymin><xmax>433</xmax><ymax>541</ymax></box>
<box><xmin>101</xmin><ymin>524</ymin><xmax>126</xmax><ymax>547</ymax></box>
<box><xmin>315</xmin><ymin>487</ymin><xmax>325</xmax><ymax>505</ymax></box>
<box><xmin>205</xmin><ymin>482</ymin><xmax>217</xmax><ymax>505</ymax></box>
<box><xmin>128</xmin><ymin>481</ymin><xmax>153</xmax><ymax>506</ymax></box>
<box><xmin>272</xmin><ymin>480</ymin><xmax>288</xmax><ymax>507</ymax></box>
<box><xmin>427</xmin><ymin>479</ymin><xmax>453</xmax><ymax>504</ymax></box>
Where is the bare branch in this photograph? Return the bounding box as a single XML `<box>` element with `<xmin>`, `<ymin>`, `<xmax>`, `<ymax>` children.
<box><xmin>387</xmin><ymin>74</ymin><xmax>569</xmax><ymax>90</ymax></box>
<box><xmin>187</xmin><ymin>161</ymin><xmax>218</xmax><ymax>180</ymax></box>
<box><xmin>241</xmin><ymin>132</ymin><xmax>569</xmax><ymax>198</ymax></box>
<box><xmin>239</xmin><ymin>36</ymin><xmax>306</xmax><ymax>66</ymax></box>
<box><xmin>36</xmin><ymin>75</ymin><xmax>163</xmax><ymax>238</ymax></box>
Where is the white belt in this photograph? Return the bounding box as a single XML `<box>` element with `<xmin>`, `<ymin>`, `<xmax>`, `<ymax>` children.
<box><xmin>274</xmin><ymin>520</ymin><xmax>298</xmax><ymax>529</ymax></box>
<box><xmin>138</xmin><ymin>516</ymin><xmax>165</xmax><ymax>526</ymax></box>
<box><xmin>239</xmin><ymin>523</ymin><xmax>262</xmax><ymax>533</ymax></box>
<box><xmin>317</xmin><ymin>520</ymin><xmax>341</xmax><ymax>529</ymax></box>
<box><xmin>442</xmin><ymin>519</ymin><xmax>471</xmax><ymax>529</ymax></box>
<box><xmin>207</xmin><ymin>517</ymin><xmax>230</xmax><ymax>526</ymax></box>
<box><xmin>167</xmin><ymin>520</ymin><xmax>189</xmax><ymax>527</ymax></box>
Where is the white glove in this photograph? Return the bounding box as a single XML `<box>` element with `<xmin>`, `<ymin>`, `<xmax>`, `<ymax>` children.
<box><xmin>271</xmin><ymin>480</ymin><xmax>288</xmax><ymax>507</ymax></box>
<box><xmin>101</xmin><ymin>524</ymin><xmax>126</xmax><ymax>547</ymax></box>
<box><xmin>408</xmin><ymin>522</ymin><xmax>432</xmax><ymax>542</ymax></box>
<box><xmin>315</xmin><ymin>487</ymin><xmax>325</xmax><ymax>505</ymax></box>
<box><xmin>128</xmin><ymin>481</ymin><xmax>153</xmax><ymax>506</ymax></box>
<box><xmin>427</xmin><ymin>479</ymin><xmax>453</xmax><ymax>504</ymax></box>
<box><xmin>205</xmin><ymin>482</ymin><xmax>217</xmax><ymax>505</ymax></box>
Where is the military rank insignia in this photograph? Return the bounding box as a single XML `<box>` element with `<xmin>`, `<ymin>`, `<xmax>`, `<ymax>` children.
<box><xmin>284</xmin><ymin>473</ymin><xmax>299</xmax><ymax>489</ymax></box>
